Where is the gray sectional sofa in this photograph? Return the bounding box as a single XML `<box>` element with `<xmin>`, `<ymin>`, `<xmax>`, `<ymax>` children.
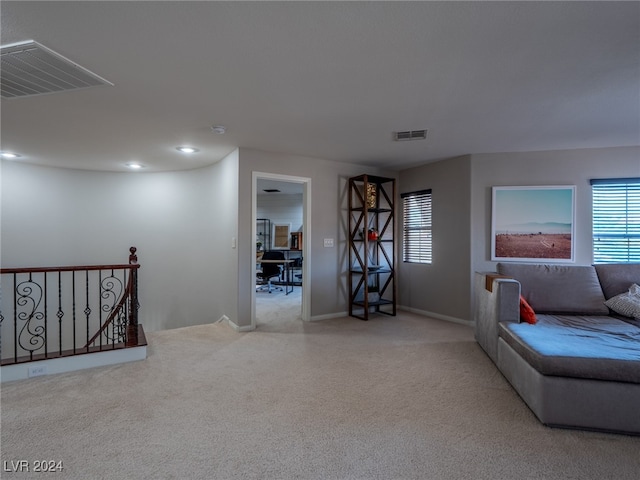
<box><xmin>474</xmin><ymin>263</ymin><xmax>640</xmax><ymax>435</ymax></box>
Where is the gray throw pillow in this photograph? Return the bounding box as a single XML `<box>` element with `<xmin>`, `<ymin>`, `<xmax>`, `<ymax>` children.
<box><xmin>604</xmin><ymin>283</ymin><xmax>640</xmax><ymax>319</ymax></box>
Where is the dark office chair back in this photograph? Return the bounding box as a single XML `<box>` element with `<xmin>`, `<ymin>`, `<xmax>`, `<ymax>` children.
<box><xmin>258</xmin><ymin>250</ymin><xmax>285</xmax><ymax>280</ymax></box>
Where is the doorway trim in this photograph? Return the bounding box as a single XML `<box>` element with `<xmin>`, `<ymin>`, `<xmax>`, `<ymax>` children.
<box><xmin>251</xmin><ymin>171</ymin><xmax>311</xmax><ymax>329</ymax></box>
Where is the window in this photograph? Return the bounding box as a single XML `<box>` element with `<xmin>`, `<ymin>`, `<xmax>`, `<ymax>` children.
<box><xmin>591</xmin><ymin>178</ymin><xmax>640</xmax><ymax>263</ymax></box>
<box><xmin>401</xmin><ymin>189</ymin><xmax>432</xmax><ymax>264</ymax></box>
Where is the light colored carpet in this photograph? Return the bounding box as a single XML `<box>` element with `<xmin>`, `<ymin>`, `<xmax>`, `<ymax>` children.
<box><xmin>1</xmin><ymin>308</ymin><xmax>639</xmax><ymax>480</ymax></box>
<box><xmin>256</xmin><ymin>284</ymin><xmax>302</xmax><ymax>329</ymax></box>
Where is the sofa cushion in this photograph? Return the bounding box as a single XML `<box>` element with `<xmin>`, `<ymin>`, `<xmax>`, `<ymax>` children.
<box><xmin>594</xmin><ymin>263</ymin><xmax>640</xmax><ymax>299</ymax></box>
<box><xmin>519</xmin><ymin>295</ymin><xmax>537</xmax><ymax>324</ymax></box>
<box><xmin>605</xmin><ymin>283</ymin><xmax>640</xmax><ymax>319</ymax></box>
<box><xmin>498</xmin><ymin>315</ymin><xmax>640</xmax><ymax>383</ymax></box>
<box><xmin>497</xmin><ymin>263</ymin><xmax>609</xmax><ymax>315</ymax></box>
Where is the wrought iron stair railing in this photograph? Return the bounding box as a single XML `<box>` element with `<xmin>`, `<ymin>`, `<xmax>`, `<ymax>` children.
<box><xmin>0</xmin><ymin>247</ymin><xmax>144</xmax><ymax>366</ymax></box>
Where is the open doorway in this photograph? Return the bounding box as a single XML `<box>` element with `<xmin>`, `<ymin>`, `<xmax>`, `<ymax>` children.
<box><xmin>251</xmin><ymin>172</ymin><xmax>311</xmax><ymax>330</ymax></box>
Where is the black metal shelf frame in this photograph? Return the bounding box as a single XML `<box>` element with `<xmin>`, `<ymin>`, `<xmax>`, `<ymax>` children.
<box><xmin>348</xmin><ymin>174</ymin><xmax>396</xmax><ymax>320</ymax></box>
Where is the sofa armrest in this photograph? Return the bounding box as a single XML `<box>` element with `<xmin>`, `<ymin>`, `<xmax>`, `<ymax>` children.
<box><xmin>474</xmin><ymin>272</ymin><xmax>520</xmax><ymax>364</ymax></box>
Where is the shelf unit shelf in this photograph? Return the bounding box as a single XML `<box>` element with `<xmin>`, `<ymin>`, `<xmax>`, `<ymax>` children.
<box><xmin>256</xmin><ymin>218</ymin><xmax>271</xmax><ymax>252</ymax></box>
<box><xmin>348</xmin><ymin>174</ymin><xmax>396</xmax><ymax>320</ymax></box>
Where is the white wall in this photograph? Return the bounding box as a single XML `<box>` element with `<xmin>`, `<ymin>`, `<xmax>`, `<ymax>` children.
<box><xmin>397</xmin><ymin>156</ymin><xmax>472</xmax><ymax>324</ymax></box>
<box><xmin>257</xmin><ymin>193</ymin><xmax>303</xmax><ymax>249</ymax></box>
<box><xmin>6</xmin><ymin>145</ymin><xmax>631</xmax><ymax>332</ymax></box>
<box><xmin>470</xmin><ymin>146</ymin><xmax>640</xmax><ymax>275</ymax></box>
<box><xmin>397</xmin><ymin>146</ymin><xmax>640</xmax><ymax>323</ymax></box>
<box><xmin>2</xmin><ymin>146</ymin><xmax>393</xmax><ymax>334</ymax></box>
<box><xmin>237</xmin><ymin>148</ymin><xmax>393</xmax><ymax>326</ymax></box>
<box><xmin>1</xmin><ymin>149</ymin><xmax>239</xmax><ymax>333</ymax></box>
<box><xmin>211</xmin><ymin>150</ymin><xmax>239</xmax><ymax>327</ymax></box>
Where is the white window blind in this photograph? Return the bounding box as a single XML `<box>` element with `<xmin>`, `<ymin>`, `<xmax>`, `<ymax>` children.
<box><xmin>591</xmin><ymin>178</ymin><xmax>640</xmax><ymax>263</ymax></box>
<box><xmin>401</xmin><ymin>189</ymin><xmax>432</xmax><ymax>264</ymax></box>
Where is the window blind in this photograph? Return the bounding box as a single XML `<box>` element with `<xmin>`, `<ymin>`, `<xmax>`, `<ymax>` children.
<box><xmin>401</xmin><ymin>189</ymin><xmax>432</xmax><ymax>264</ymax></box>
<box><xmin>591</xmin><ymin>178</ymin><xmax>640</xmax><ymax>263</ymax></box>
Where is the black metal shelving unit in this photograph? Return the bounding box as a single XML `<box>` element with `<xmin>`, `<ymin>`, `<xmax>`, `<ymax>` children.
<box><xmin>348</xmin><ymin>174</ymin><xmax>396</xmax><ymax>320</ymax></box>
<box><xmin>256</xmin><ymin>218</ymin><xmax>271</xmax><ymax>251</ymax></box>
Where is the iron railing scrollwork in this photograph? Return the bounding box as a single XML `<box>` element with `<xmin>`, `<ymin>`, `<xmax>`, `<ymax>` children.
<box><xmin>16</xmin><ymin>275</ymin><xmax>46</xmax><ymax>358</ymax></box>
<box><xmin>0</xmin><ymin>247</ymin><xmax>141</xmax><ymax>365</ymax></box>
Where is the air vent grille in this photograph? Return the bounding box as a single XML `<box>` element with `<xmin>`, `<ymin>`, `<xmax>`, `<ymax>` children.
<box><xmin>1</xmin><ymin>40</ymin><xmax>113</xmax><ymax>98</ymax></box>
<box><xmin>394</xmin><ymin>129</ymin><xmax>428</xmax><ymax>141</ymax></box>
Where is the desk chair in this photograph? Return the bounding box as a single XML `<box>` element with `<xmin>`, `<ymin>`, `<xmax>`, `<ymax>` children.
<box><xmin>257</xmin><ymin>250</ymin><xmax>285</xmax><ymax>293</ymax></box>
<box><xmin>292</xmin><ymin>256</ymin><xmax>303</xmax><ymax>283</ymax></box>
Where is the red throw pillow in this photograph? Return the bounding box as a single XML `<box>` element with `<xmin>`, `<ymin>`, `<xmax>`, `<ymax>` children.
<box><xmin>519</xmin><ymin>295</ymin><xmax>537</xmax><ymax>324</ymax></box>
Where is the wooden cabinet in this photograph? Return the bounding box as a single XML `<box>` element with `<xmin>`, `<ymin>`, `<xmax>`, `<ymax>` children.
<box><xmin>348</xmin><ymin>174</ymin><xmax>396</xmax><ymax>320</ymax></box>
<box><xmin>290</xmin><ymin>231</ymin><xmax>302</xmax><ymax>250</ymax></box>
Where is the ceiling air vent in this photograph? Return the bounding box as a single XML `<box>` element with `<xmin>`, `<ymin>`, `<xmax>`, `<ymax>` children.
<box><xmin>1</xmin><ymin>40</ymin><xmax>113</xmax><ymax>99</ymax></box>
<box><xmin>394</xmin><ymin>129</ymin><xmax>427</xmax><ymax>141</ymax></box>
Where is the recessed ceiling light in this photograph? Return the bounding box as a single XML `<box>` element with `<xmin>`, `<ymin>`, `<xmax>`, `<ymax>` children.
<box><xmin>176</xmin><ymin>146</ymin><xmax>199</xmax><ymax>154</ymax></box>
<box><xmin>126</xmin><ymin>162</ymin><xmax>144</xmax><ymax>170</ymax></box>
<box><xmin>1</xmin><ymin>152</ymin><xmax>21</xmax><ymax>158</ymax></box>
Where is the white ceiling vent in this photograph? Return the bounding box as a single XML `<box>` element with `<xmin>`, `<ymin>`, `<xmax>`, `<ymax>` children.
<box><xmin>394</xmin><ymin>129</ymin><xmax>427</xmax><ymax>141</ymax></box>
<box><xmin>1</xmin><ymin>40</ymin><xmax>113</xmax><ymax>99</ymax></box>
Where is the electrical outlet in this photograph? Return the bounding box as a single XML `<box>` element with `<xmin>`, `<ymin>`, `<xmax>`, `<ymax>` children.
<box><xmin>324</xmin><ymin>238</ymin><xmax>334</xmax><ymax>247</ymax></box>
<box><xmin>28</xmin><ymin>364</ymin><xmax>47</xmax><ymax>378</ymax></box>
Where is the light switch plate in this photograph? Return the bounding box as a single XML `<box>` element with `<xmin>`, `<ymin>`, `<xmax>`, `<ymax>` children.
<box><xmin>324</xmin><ymin>238</ymin><xmax>334</xmax><ymax>247</ymax></box>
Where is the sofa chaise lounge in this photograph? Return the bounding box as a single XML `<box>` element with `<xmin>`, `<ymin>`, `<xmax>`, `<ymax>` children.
<box><xmin>475</xmin><ymin>262</ymin><xmax>640</xmax><ymax>435</ymax></box>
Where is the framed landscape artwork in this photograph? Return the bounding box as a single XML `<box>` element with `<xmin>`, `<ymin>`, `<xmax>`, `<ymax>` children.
<box><xmin>491</xmin><ymin>186</ymin><xmax>575</xmax><ymax>262</ymax></box>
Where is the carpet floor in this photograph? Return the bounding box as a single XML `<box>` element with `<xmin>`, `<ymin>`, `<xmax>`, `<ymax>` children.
<box><xmin>1</xmin><ymin>308</ymin><xmax>639</xmax><ymax>480</ymax></box>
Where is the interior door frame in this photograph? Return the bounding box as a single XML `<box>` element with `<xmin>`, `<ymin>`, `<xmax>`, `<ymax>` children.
<box><xmin>251</xmin><ymin>171</ymin><xmax>311</xmax><ymax>328</ymax></box>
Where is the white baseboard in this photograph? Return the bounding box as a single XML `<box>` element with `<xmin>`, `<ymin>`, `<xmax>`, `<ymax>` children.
<box><xmin>309</xmin><ymin>309</ymin><xmax>471</xmax><ymax>326</ymax></box>
<box><xmin>227</xmin><ymin>318</ymin><xmax>255</xmax><ymax>332</ymax></box>
<box><xmin>226</xmin><ymin>308</ymin><xmax>470</xmax><ymax>329</ymax></box>
<box><xmin>398</xmin><ymin>305</ymin><xmax>473</xmax><ymax>327</ymax></box>
<box><xmin>310</xmin><ymin>311</ymin><xmax>348</xmax><ymax>322</ymax></box>
<box><xmin>1</xmin><ymin>346</ymin><xmax>147</xmax><ymax>383</ymax></box>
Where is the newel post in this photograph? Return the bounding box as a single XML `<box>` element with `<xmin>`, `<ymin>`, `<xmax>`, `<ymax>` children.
<box><xmin>126</xmin><ymin>246</ymin><xmax>139</xmax><ymax>346</ymax></box>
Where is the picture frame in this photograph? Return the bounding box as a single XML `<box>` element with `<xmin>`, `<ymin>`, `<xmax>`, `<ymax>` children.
<box><xmin>272</xmin><ymin>223</ymin><xmax>291</xmax><ymax>249</ymax></box>
<box><xmin>491</xmin><ymin>186</ymin><xmax>575</xmax><ymax>262</ymax></box>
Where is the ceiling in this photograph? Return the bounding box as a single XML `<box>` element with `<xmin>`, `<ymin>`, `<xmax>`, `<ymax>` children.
<box><xmin>1</xmin><ymin>1</ymin><xmax>638</xmax><ymax>173</ymax></box>
<box><xmin>258</xmin><ymin>178</ymin><xmax>303</xmax><ymax>196</ymax></box>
